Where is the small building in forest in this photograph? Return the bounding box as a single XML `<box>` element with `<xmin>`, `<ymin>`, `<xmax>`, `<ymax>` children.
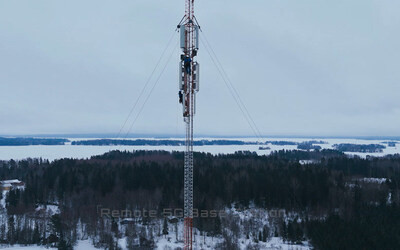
<box><xmin>0</xmin><ymin>179</ymin><xmax>25</xmax><ymax>191</ymax></box>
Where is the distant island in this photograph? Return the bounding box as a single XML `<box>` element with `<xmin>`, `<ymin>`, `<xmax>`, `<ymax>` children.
<box><xmin>0</xmin><ymin>137</ymin><xmax>68</xmax><ymax>146</ymax></box>
<box><xmin>266</xmin><ymin>140</ymin><xmax>327</xmax><ymax>147</ymax></box>
<box><xmin>382</xmin><ymin>141</ymin><xmax>397</xmax><ymax>147</ymax></box>
<box><xmin>264</xmin><ymin>140</ymin><xmax>327</xmax><ymax>151</ymax></box>
<box><xmin>266</xmin><ymin>141</ymin><xmax>298</xmax><ymax>146</ymax></box>
<box><xmin>333</xmin><ymin>143</ymin><xmax>386</xmax><ymax>153</ymax></box>
<box><xmin>297</xmin><ymin>141</ymin><xmax>322</xmax><ymax>151</ymax></box>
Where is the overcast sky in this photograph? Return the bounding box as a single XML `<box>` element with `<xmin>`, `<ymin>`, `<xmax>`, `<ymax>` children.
<box><xmin>0</xmin><ymin>0</ymin><xmax>399</xmax><ymax>137</ymax></box>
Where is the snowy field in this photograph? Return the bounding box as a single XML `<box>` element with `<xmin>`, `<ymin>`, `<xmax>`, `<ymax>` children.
<box><xmin>0</xmin><ymin>137</ymin><xmax>399</xmax><ymax>161</ymax></box>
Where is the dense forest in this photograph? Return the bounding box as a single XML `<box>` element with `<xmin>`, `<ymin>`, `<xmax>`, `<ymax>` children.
<box><xmin>1</xmin><ymin>149</ymin><xmax>400</xmax><ymax>249</ymax></box>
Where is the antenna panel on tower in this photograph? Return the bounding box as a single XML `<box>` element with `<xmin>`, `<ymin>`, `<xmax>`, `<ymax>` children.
<box><xmin>179</xmin><ymin>61</ymin><xmax>184</xmax><ymax>90</ymax></box>
<box><xmin>193</xmin><ymin>62</ymin><xmax>200</xmax><ymax>92</ymax></box>
<box><xmin>180</xmin><ymin>25</ymin><xmax>186</xmax><ymax>49</ymax></box>
<box><xmin>194</xmin><ymin>25</ymin><xmax>199</xmax><ymax>50</ymax></box>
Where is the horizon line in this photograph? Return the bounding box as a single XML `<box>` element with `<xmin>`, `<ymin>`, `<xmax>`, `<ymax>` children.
<box><xmin>1</xmin><ymin>133</ymin><xmax>400</xmax><ymax>140</ymax></box>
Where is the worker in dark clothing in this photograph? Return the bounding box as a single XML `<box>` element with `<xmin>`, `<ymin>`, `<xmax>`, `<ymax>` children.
<box><xmin>183</xmin><ymin>56</ymin><xmax>192</xmax><ymax>75</ymax></box>
<box><xmin>179</xmin><ymin>91</ymin><xmax>183</xmax><ymax>103</ymax></box>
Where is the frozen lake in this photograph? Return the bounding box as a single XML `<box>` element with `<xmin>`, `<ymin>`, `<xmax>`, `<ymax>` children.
<box><xmin>0</xmin><ymin>138</ymin><xmax>399</xmax><ymax>161</ymax></box>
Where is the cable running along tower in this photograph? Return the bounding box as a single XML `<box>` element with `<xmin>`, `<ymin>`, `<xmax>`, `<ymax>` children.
<box><xmin>177</xmin><ymin>0</ymin><xmax>199</xmax><ymax>249</ymax></box>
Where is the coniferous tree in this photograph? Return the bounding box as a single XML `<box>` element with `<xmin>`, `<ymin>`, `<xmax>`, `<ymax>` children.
<box><xmin>32</xmin><ymin>222</ymin><xmax>41</xmax><ymax>244</ymax></box>
<box><xmin>7</xmin><ymin>216</ymin><xmax>16</xmax><ymax>245</ymax></box>
<box><xmin>162</xmin><ymin>218</ymin><xmax>168</xmax><ymax>237</ymax></box>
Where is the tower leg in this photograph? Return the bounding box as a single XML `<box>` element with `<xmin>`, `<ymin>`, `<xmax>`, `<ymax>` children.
<box><xmin>184</xmin><ymin>217</ymin><xmax>193</xmax><ymax>250</ymax></box>
<box><xmin>184</xmin><ymin>115</ymin><xmax>194</xmax><ymax>250</ymax></box>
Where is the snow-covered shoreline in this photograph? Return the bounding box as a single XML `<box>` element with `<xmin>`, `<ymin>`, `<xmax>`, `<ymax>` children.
<box><xmin>0</xmin><ymin>137</ymin><xmax>398</xmax><ymax>161</ymax></box>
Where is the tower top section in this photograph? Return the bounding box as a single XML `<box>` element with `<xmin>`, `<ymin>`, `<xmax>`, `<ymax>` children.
<box><xmin>178</xmin><ymin>0</ymin><xmax>200</xmax><ymax>59</ymax></box>
<box><xmin>185</xmin><ymin>0</ymin><xmax>195</xmax><ymax>22</ymax></box>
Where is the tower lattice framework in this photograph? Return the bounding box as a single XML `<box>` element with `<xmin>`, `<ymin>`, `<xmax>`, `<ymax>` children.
<box><xmin>178</xmin><ymin>0</ymin><xmax>199</xmax><ymax>249</ymax></box>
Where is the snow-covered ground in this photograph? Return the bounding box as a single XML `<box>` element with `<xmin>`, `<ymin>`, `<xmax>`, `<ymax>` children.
<box><xmin>360</xmin><ymin>177</ymin><xmax>387</xmax><ymax>184</ymax></box>
<box><xmin>35</xmin><ymin>204</ymin><xmax>60</xmax><ymax>214</ymax></box>
<box><xmin>0</xmin><ymin>218</ymin><xmax>309</xmax><ymax>250</ymax></box>
<box><xmin>0</xmin><ymin>137</ymin><xmax>398</xmax><ymax>161</ymax></box>
<box><xmin>0</xmin><ymin>191</ymin><xmax>6</xmax><ymax>209</ymax></box>
<box><xmin>0</xmin><ymin>240</ymin><xmax>97</xmax><ymax>250</ymax></box>
<box><xmin>119</xmin><ymin>216</ymin><xmax>309</xmax><ymax>250</ymax></box>
<box><xmin>74</xmin><ymin>240</ymin><xmax>98</xmax><ymax>250</ymax></box>
<box><xmin>0</xmin><ymin>246</ymin><xmax>56</xmax><ymax>250</ymax></box>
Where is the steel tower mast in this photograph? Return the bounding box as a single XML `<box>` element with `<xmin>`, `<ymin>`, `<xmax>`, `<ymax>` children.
<box><xmin>177</xmin><ymin>0</ymin><xmax>199</xmax><ymax>249</ymax></box>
